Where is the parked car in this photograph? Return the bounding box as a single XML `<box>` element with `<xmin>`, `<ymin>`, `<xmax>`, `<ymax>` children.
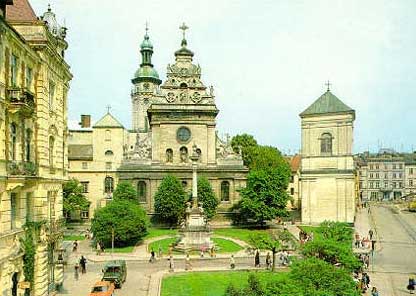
<box><xmin>101</xmin><ymin>260</ymin><xmax>127</xmax><ymax>288</ymax></box>
<box><xmin>89</xmin><ymin>281</ymin><xmax>115</xmax><ymax>296</ymax></box>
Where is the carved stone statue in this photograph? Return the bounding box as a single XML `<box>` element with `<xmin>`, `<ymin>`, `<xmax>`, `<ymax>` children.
<box><xmin>166</xmin><ymin>149</ymin><xmax>173</xmax><ymax>163</ymax></box>
<box><xmin>180</xmin><ymin>147</ymin><xmax>188</xmax><ymax>163</ymax></box>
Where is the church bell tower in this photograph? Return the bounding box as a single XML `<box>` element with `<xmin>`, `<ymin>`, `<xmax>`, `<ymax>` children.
<box><xmin>131</xmin><ymin>26</ymin><xmax>161</xmax><ymax>131</ymax></box>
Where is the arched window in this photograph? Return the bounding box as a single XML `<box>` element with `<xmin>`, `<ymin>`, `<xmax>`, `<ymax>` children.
<box><xmin>180</xmin><ymin>82</ymin><xmax>187</xmax><ymax>88</ymax></box>
<box><xmin>320</xmin><ymin>133</ymin><xmax>332</xmax><ymax>154</ymax></box>
<box><xmin>10</xmin><ymin>123</ymin><xmax>17</xmax><ymax>161</ymax></box>
<box><xmin>180</xmin><ymin>146</ymin><xmax>188</xmax><ymax>163</ymax></box>
<box><xmin>221</xmin><ymin>181</ymin><xmax>230</xmax><ymax>202</ymax></box>
<box><xmin>166</xmin><ymin>149</ymin><xmax>173</xmax><ymax>163</ymax></box>
<box><xmin>49</xmin><ymin>136</ymin><xmax>55</xmax><ymax>167</ymax></box>
<box><xmin>105</xmin><ymin>150</ymin><xmax>114</xmax><ymax>156</ymax></box>
<box><xmin>25</xmin><ymin>129</ymin><xmax>32</xmax><ymax>161</ymax></box>
<box><xmin>137</xmin><ymin>181</ymin><xmax>146</xmax><ymax>203</ymax></box>
<box><xmin>104</xmin><ymin>176</ymin><xmax>114</xmax><ymax>193</ymax></box>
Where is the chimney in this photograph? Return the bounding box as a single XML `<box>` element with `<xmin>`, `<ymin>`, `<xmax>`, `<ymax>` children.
<box><xmin>79</xmin><ymin>115</ymin><xmax>91</xmax><ymax>128</ymax></box>
<box><xmin>0</xmin><ymin>0</ymin><xmax>14</xmax><ymax>17</ymax></box>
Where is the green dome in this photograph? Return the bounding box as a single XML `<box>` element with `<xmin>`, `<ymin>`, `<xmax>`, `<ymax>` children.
<box><xmin>141</xmin><ymin>35</ymin><xmax>153</xmax><ymax>50</ymax></box>
<box><xmin>134</xmin><ymin>65</ymin><xmax>160</xmax><ymax>79</ymax></box>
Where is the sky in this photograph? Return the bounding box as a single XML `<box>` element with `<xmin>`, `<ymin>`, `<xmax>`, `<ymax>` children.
<box><xmin>30</xmin><ymin>0</ymin><xmax>416</xmax><ymax>154</ymax></box>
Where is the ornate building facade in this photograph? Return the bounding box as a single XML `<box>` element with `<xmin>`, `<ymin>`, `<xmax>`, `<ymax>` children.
<box><xmin>68</xmin><ymin>25</ymin><xmax>247</xmax><ymax>219</ymax></box>
<box><xmin>299</xmin><ymin>88</ymin><xmax>356</xmax><ymax>224</ymax></box>
<box><xmin>0</xmin><ymin>1</ymin><xmax>72</xmax><ymax>295</ymax></box>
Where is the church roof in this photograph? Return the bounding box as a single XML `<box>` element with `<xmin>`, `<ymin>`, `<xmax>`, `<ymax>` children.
<box><xmin>300</xmin><ymin>90</ymin><xmax>354</xmax><ymax>117</ymax></box>
<box><xmin>6</xmin><ymin>0</ymin><xmax>37</xmax><ymax>22</ymax></box>
<box><xmin>93</xmin><ymin>113</ymin><xmax>124</xmax><ymax>129</ymax></box>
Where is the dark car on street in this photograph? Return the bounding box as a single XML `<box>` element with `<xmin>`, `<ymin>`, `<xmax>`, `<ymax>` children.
<box><xmin>101</xmin><ymin>260</ymin><xmax>127</xmax><ymax>288</ymax></box>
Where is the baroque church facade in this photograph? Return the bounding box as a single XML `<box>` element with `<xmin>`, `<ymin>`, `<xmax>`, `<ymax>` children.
<box><xmin>68</xmin><ymin>26</ymin><xmax>247</xmax><ymax>219</ymax></box>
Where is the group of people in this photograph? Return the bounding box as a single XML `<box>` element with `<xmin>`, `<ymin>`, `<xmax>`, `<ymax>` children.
<box><xmin>74</xmin><ymin>255</ymin><xmax>87</xmax><ymax>280</ymax></box>
<box><xmin>353</xmin><ymin>271</ymin><xmax>374</xmax><ymax>294</ymax></box>
<box><xmin>298</xmin><ymin>229</ymin><xmax>314</xmax><ymax>244</ymax></box>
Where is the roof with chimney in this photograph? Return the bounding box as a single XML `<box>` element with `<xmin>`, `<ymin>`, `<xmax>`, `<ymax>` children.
<box><xmin>5</xmin><ymin>0</ymin><xmax>37</xmax><ymax>22</ymax></box>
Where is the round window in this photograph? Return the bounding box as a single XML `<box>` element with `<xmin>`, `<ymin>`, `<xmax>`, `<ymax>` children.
<box><xmin>177</xmin><ymin>127</ymin><xmax>191</xmax><ymax>143</ymax></box>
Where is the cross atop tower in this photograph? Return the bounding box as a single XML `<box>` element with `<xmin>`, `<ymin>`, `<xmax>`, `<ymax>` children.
<box><xmin>106</xmin><ymin>105</ymin><xmax>111</xmax><ymax>114</ymax></box>
<box><xmin>145</xmin><ymin>21</ymin><xmax>149</xmax><ymax>35</ymax></box>
<box><xmin>325</xmin><ymin>80</ymin><xmax>332</xmax><ymax>92</ymax></box>
<box><xmin>179</xmin><ymin>22</ymin><xmax>189</xmax><ymax>40</ymax></box>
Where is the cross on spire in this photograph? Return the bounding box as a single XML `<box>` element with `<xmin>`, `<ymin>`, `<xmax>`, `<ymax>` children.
<box><xmin>106</xmin><ymin>105</ymin><xmax>111</xmax><ymax>114</ymax></box>
<box><xmin>145</xmin><ymin>21</ymin><xmax>149</xmax><ymax>36</ymax></box>
<box><xmin>179</xmin><ymin>22</ymin><xmax>189</xmax><ymax>40</ymax></box>
<box><xmin>325</xmin><ymin>80</ymin><xmax>332</xmax><ymax>91</ymax></box>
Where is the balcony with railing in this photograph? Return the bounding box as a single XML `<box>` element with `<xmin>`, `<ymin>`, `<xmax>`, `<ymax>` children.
<box><xmin>7</xmin><ymin>87</ymin><xmax>35</xmax><ymax>115</ymax></box>
<box><xmin>7</xmin><ymin>161</ymin><xmax>38</xmax><ymax>177</ymax></box>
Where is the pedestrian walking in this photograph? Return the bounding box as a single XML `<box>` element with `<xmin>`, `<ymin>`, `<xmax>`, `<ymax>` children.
<box><xmin>96</xmin><ymin>241</ymin><xmax>101</xmax><ymax>255</ymax></box>
<box><xmin>362</xmin><ymin>272</ymin><xmax>370</xmax><ymax>289</ymax></box>
<box><xmin>371</xmin><ymin>287</ymin><xmax>379</xmax><ymax>296</ymax></box>
<box><xmin>230</xmin><ymin>255</ymin><xmax>235</xmax><ymax>269</ymax></box>
<box><xmin>254</xmin><ymin>249</ymin><xmax>260</xmax><ymax>267</ymax></box>
<box><xmin>74</xmin><ymin>263</ymin><xmax>79</xmax><ymax>280</ymax></box>
<box><xmin>265</xmin><ymin>252</ymin><xmax>271</xmax><ymax>270</ymax></box>
<box><xmin>200</xmin><ymin>249</ymin><xmax>204</xmax><ymax>258</ymax></box>
<box><xmin>158</xmin><ymin>245</ymin><xmax>163</xmax><ymax>258</ymax></box>
<box><xmin>354</xmin><ymin>233</ymin><xmax>360</xmax><ymax>248</ymax></box>
<box><xmin>369</xmin><ymin>229</ymin><xmax>374</xmax><ymax>240</ymax></box>
<box><xmin>407</xmin><ymin>275</ymin><xmax>415</xmax><ymax>294</ymax></box>
<box><xmin>73</xmin><ymin>240</ymin><xmax>78</xmax><ymax>252</ymax></box>
<box><xmin>79</xmin><ymin>255</ymin><xmax>87</xmax><ymax>274</ymax></box>
<box><xmin>185</xmin><ymin>254</ymin><xmax>192</xmax><ymax>271</ymax></box>
<box><xmin>100</xmin><ymin>241</ymin><xmax>105</xmax><ymax>253</ymax></box>
<box><xmin>169</xmin><ymin>255</ymin><xmax>175</xmax><ymax>272</ymax></box>
<box><xmin>149</xmin><ymin>249</ymin><xmax>156</xmax><ymax>263</ymax></box>
<box><xmin>210</xmin><ymin>246</ymin><xmax>216</xmax><ymax>258</ymax></box>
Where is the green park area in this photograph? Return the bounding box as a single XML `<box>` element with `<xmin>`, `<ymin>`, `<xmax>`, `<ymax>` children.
<box><xmin>161</xmin><ymin>271</ymin><xmax>287</xmax><ymax>296</ymax></box>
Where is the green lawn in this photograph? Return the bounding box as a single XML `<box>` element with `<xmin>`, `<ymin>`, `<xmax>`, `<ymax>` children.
<box><xmin>213</xmin><ymin>228</ymin><xmax>268</xmax><ymax>245</ymax></box>
<box><xmin>144</xmin><ymin>228</ymin><xmax>178</xmax><ymax>240</ymax></box>
<box><xmin>148</xmin><ymin>237</ymin><xmax>243</xmax><ymax>254</ymax></box>
<box><xmin>161</xmin><ymin>271</ymin><xmax>288</xmax><ymax>296</ymax></box>
<box><xmin>63</xmin><ymin>235</ymin><xmax>85</xmax><ymax>241</ymax></box>
<box><xmin>103</xmin><ymin>246</ymin><xmax>135</xmax><ymax>253</ymax></box>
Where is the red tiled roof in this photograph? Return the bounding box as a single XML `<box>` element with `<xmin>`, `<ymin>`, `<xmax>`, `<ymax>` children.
<box><xmin>290</xmin><ymin>154</ymin><xmax>301</xmax><ymax>172</ymax></box>
<box><xmin>6</xmin><ymin>0</ymin><xmax>37</xmax><ymax>22</ymax></box>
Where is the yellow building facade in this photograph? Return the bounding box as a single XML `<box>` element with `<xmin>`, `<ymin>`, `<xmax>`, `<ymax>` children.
<box><xmin>0</xmin><ymin>1</ymin><xmax>72</xmax><ymax>295</ymax></box>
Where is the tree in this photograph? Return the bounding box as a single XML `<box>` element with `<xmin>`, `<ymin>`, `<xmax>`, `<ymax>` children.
<box><xmin>245</xmin><ymin>145</ymin><xmax>290</xmax><ymax>172</ymax></box>
<box><xmin>63</xmin><ymin>179</ymin><xmax>90</xmax><ymax>219</ymax></box>
<box><xmin>231</xmin><ymin>134</ymin><xmax>258</xmax><ymax>166</ymax></box>
<box><xmin>249</xmin><ymin>230</ymin><xmax>297</xmax><ymax>271</ymax></box>
<box><xmin>154</xmin><ymin>175</ymin><xmax>186</xmax><ymax>225</ymax></box>
<box><xmin>288</xmin><ymin>257</ymin><xmax>359</xmax><ymax>296</ymax></box>
<box><xmin>238</xmin><ymin>169</ymin><xmax>290</xmax><ymax>224</ymax></box>
<box><xmin>319</xmin><ymin>221</ymin><xmax>353</xmax><ymax>244</ymax></box>
<box><xmin>197</xmin><ymin>177</ymin><xmax>219</xmax><ymax>220</ymax></box>
<box><xmin>113</xmin><ymin>181</ymin><xmax>137</xmax><ymax>202</ymax></box>
<box><xmin>91</xmin><ymin>199</ymin><xmax>148</xmax><ymax>247</ymax></box>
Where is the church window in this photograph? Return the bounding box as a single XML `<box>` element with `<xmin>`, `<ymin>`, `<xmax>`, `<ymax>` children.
<box><xmin>49</xmin><ymin>136</ymin><xmax>55</xmax><ymax>168</ymax></box>
<box><xmin>105</xmin><ymin>150</ymin><xmax>114</xmax><ymax>156</ymax></box>
<box><xmin>10</xmin><ymin>123</ymin><xmax>17</xmax><ymax>161</ymax></box>
<box><xmin>137</xmin><ymin>181</ymin><xmax>146</xmax><ymax>203</ymax></box>
<box><xmin>320</xmin><ymin>133</ymin><xmax>332</xmax><ymax>154</ymax></box>
<box><xmin>180</xmin><ymin>146</ymin><xmax>188</xmax><ymax>163</ymax></box>
<box><xmin>166</xmin><ymin>149</ymin><xmax>173</xmax><ymax>163</ymax></box>
<box><xmin>180</xmin><ymin>82</ymin><xmax>187</xmax><ymax>88</ymax></box>
<box><xmin>105</xmin><ymin>130</ymin><xmax>111</xmax><ymax>141</ymax></box>
<box><xmin>104</xmin><ymin>176</ymin><xmax>114</xmax><ymax>193</ymax></box>
<box><xmin>290</xmin><ymin>188</ymin><xmax>294</xmax><ymax>195</ymax></box>
<box><xmin>221</xmin><ymin>181</ymin><xmax>230</xmax><ymax>202</ymax></box>
<box><xmin>177</xmin><ymin>127</ymin><xmax>191</xmax><ymax>143</ymax></box>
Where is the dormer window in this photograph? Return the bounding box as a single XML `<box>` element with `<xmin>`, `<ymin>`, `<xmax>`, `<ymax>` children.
<box><xmin>320</xmin><ymin>133</ymin><xmax>333</xmax><ymax>155</ymax></box>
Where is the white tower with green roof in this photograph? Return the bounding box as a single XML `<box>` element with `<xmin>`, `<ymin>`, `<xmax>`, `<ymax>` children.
<box><xmin>299</xmin><ymin>85</ymin><xmax>356</xmax><ymax>224</ymax></box>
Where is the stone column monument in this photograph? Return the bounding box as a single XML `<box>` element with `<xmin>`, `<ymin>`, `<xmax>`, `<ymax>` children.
<box><xmin>175</xmin><ymin>144</ymin><xmax>214</xmax><ymax>251</ymax></box>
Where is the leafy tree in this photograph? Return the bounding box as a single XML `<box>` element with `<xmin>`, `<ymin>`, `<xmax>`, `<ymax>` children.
<box><xmin>113</xmin><ymin>181</ymin><xmax>138</xmax><ymax>202</ymax></box>
<box><xmin>238</xmin><ymin>169</ymin><xmax>290</xmax><ymax>224</ymax></box>
<box><xmin>63</xmin><ymin>179</ymin><xmax>90</xmax><ymax>219</ymax></box>
<box><xmin>249</xmin><ymin>230</ymin><xmax>297</xmax><ymax>271</ymax></box>
<box><xmin>197</xmin><ymin>177</ymin><xmax>219</xmax><ymax>220</ymax></box>
<box><xmin>288</xmin><ymin>257</ymin><xmax>359</xmax><ymax>296</ymax></box>
<box><xmin>91</xmin><ymin>199</ymin><xmax>148</xmax><ymax>247</ymax></box>
<box><xmin>245</xmin><ymin>145</ymin><xmax>290</xmax><ymax>172</ymax></box>
<box><xmin>231</xmin><ymin>134</ymin><xmax>258</xmax><ymax>166</ymax></box>
<box><xmin>154</xmin><ymin>175</ymin><xmax>186</xmax><ymax>225</ymax></box>
<box><xmin>319</xmin><ymin>221</ymin><xmax>353</xmax><ymax>244</ymax></box>
<box><xmin>302</xmin><ymin>238</ymin><xmax>361</xmax><ymax>271</ymax></box>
